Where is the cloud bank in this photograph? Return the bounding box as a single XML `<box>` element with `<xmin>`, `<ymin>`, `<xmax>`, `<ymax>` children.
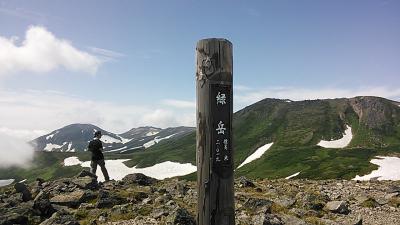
<box><xmin>0</xmin><ymin>26</ymin><xmax>101</xmax><ymax>76</ymax></box>
<box><xmin>0</xmin><ymin>89</ymin><xmax>196</xmax><ymax>141</ymax></box>
<box><xmin>0</xmin><ymin>133</ymin><xmax>34</xmax><ymax>168</ymax></box>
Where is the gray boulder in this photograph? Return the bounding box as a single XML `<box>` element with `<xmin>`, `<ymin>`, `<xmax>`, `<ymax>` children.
<box><xmin>71</xmin><ymin>176</ymin><xmax>97</xmax><ymax>190</ymax></box>
<box><xmin>33</xmin><ymin>191</ymin><xmax>55</xmax><ymax>217</ymax></box>
<box><xmin>50</xmin><ymin>189</ymin><xmax>86</xmax><ymax>208</ymax></box>
<box><xmin>122</xmin><ymin>173</ymin><xmax>157</xmax><ymax>186</ymax></box>
<box><xmin>14</xmin><ymin>182</ymin><xmax>32</xmax><ymax>202</ymax></box>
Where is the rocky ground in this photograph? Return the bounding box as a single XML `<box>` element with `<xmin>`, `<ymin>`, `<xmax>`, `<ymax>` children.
<box><xmin>1</xmin><ymin>171</ymin><xmax>400</xmax><ymax>225</ymax></box>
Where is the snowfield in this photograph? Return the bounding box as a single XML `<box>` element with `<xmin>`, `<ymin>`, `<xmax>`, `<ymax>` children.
<box><xmin>104</xmin><ymin>146</ymin><xmax>128</xmax><ymax>153</ymax></box>
<box><xmin>317</xmin><ymin>125</ymin><xmax>352</xmax><ymax>148</ymax></box>
<box><xmin>64</xmin><ymin>156</ymin><xmax>82</xmax><ymax>166</ymax></box>
<box><xmin>63</xmin><ymin>157</ymin><xmax>196</xmax><ymax>181</ymax></box>
<box><xmin>0</xmin><ymin>179</ymin><xmax>14</xmax><ymax>187</ymax></box>
<box><xmin>146</xmin><ymin>131</ymin><xmax>160</xmax><ymax>136</ymax></box>
<box><xmin>44</xmin><ymin>143</ymin><xmax>62</xmax><ymax>151</ymax></box>
<box><xmin>237</xmin><ymin>143</ymin><xmax>274</xmax><ymax>169</ymax></box>
<box><xmin>353</xmin><ymin>156</ymin><xmax>400</xmax><ymax>181</ymax></box>
<box><xmin>100</xmin><ymin>135</ymin><xmax>122</xmax><ymax>144</ymax></box>
<box><xmin>143</xmin><ymin>133</ymin><xmax>177</xmax><ymax>149</ymax></box>
<box><xmin>285</xmin><ymin>172</ymin><xmax>300</xmax><ymax>179</ymax></box>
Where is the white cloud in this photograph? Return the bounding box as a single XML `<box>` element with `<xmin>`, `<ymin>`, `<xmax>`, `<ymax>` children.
<box><xmin>0</xmin><ymin>89</ymin><xmax>195</xmax><ymax>141</ymax></box>
<box><xmin>235</xmin><ymin>86</ymin><xmax>400</xmax><ymax>110</ymax></box>
<box><xmin>89</xmin><ymin>47</ymin><xmax>125</xmax><ymax>60</ymax></box>
<box><xmin>0</xmin><ymin>26</ymin><xmax>101</xmax><ymax>76</ymax></box>
<box><xmin>0</xmin><ymin>133</ymin><xmax>34</xmax><ymax>168</ymax></box>
<box><xmin>162</xmin><ymin>99</ymin><xmax>196</xmax><ymax>109</ymax></box>
<box><xmin>0</xmin><ymin>127</ymin><xmax>47</xmax><ymax>141</ymax></box>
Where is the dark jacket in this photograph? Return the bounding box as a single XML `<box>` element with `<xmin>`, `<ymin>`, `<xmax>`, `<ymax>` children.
<box><xmin>88</xmin><ymin>138</ymin><xmax>104</xmax><ymax>161</ymax></box>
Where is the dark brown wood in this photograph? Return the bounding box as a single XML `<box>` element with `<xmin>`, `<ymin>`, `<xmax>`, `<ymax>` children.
<box><xmin>196</xmin><ymin>38</ymin><xmax>234</xmax><ymax>225</ymax></box>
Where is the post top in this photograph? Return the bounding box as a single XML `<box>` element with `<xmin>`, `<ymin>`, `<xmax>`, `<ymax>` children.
<box><xmin>197</xmin><ymin>38</ymin><xmax>232</xmax><ymax>46</ymax></box>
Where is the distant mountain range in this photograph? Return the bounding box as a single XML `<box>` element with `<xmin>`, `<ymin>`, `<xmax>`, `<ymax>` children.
<box><xmin>31</xmin><ymin>124</ymin><xmax>194</xmax><ymax>154</ymax></box>
<box><xmin>2</xmin><ymin>96</ymin><xmax>400</xmax><ymax>183</ymax></box>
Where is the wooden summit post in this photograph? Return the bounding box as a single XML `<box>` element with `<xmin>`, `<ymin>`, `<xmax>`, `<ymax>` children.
<box><xmin>196</xmin><ymin>38</ymin><xmax>234</xmax><ymax>225</ymax></box>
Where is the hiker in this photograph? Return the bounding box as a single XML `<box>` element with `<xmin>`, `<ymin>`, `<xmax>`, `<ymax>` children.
<box><xmin>87</xmin><ymin>131</ymin><xmax>110</xmax><ymax>181</ymax></box>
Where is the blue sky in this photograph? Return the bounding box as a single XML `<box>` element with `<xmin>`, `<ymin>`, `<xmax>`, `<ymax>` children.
<box><xmin>0</xmin><ymin>0</ymin><xmax>399</xmax><ymax>137</ymax></box>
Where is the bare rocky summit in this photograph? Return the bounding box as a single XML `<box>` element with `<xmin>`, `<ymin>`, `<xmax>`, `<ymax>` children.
<box><xmin>1</xmin><ymin>172</ymin><xmax>400</xmax><ymax>225</ymax></box>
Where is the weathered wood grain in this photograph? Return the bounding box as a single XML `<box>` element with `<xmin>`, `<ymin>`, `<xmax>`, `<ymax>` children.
<box><xmin>196</xmin><ymin>38</ymin><xmax>234</xmax><ymax>225</ymax></box>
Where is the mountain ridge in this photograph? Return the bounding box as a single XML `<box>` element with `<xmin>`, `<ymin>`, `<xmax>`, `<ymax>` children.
<box><xmin>31</xmin><ymin>124</ymin><xmax>195</xmax><ymax>153</ymax></box>
<box><xmin>2</xmin><ymin>95</ymin><xmax>400</xmax><ymax>183</ymax></box>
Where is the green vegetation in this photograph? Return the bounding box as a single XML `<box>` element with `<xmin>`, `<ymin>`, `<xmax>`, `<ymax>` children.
<box><xmin>1</xmin><ymin>97</ymin><xmax>400</xmax><ymax>182</ymax></box>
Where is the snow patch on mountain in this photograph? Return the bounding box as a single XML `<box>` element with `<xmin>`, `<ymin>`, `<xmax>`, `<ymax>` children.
<box><xmin>143</xmin><ymin>133</ymin><xmax>177</xmax><ymax>149</ymax></box>
<box><xmin>146</xmin><ymin>131</ymin><xmax>160</xmax><ymax>136</ymax></box>
<box><xmin>120</xmin><ymin>146</ymin><xmax>142</xmax><ymax>153</ymax></box>
<box><xmin>105</xmin><ymin>146</ymin><xmax>128</xmax><ymax>153</ymax></box>
<box><xmin>44</xmin><ymin>143</ymin><xmax>62</xmax><ymax>151</ymax></box>
<box><xmin>117</xmin><ymin>135</ymin><xmax>131</xmax><ymax>144</ymax></box>
<box><xmin>238</xmin><ymin>143</ymin><xmax>274</xmax><ymax>169</ymax></box>
<box><xmin>64</xmin><ymin>156</ymin><xmax>82</xmax><ymax>166</ymax></box>
<box><xmin>285</xmin><ymin>172</ymin><xmax>300</xmax><ymax>179</ymax></box>
<box><xmin>317</xmin><ymin>125</ymin><xmax>352</xmax><ymax>148</ymax></box>
<box><xmin>100</xmin><ymin>135</ymin><xmax>121</xmax><ymax>144</ymax></box>
<box><xmin>353</xmin><ymin>156</ymin><xmax>400</xmax><ymax>181</ymax></box>
<box><xmin>63</xmin><ymin>157</ymin><xmax>196</xmax><ymax>181</ymax></box>
<box><xmin>46</xmin><ymin>131</ymin><xmax>59</xmax><ymax>140</ymax></box>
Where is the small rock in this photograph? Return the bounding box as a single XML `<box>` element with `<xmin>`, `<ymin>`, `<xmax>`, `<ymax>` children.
<box><xmin>275</xmin><ymin>197</ymin><xmax>296</xmax><ymax>208</ymax></box>
<box><xmin>155</xmin><ymin>195</ymin><xmax>172</xmax><ymax>205</ymax></box>
<box><xmin>375</xmin><ymin>197</ymin><xmax>389</xmax><ymax>205</ymax></box>
<box><xmin>280</xmin><ymin>214</ymin><xmax>308</xmax><ymax>225</ymax></box>
<box><xmin>98</xmin><ymin>215</ymin><xmax>107</xmax><ymax>223</ymax></box>
<box><xmin>152</xmin><ymin>207</ymin><xmax>170</xmax><ymax>219</ymax></box>
<box><xmin>166</xmin><ymin>207</ymin><xmax>196</xmax><ymax>225</ymax></box>
<box><xmin>166</xmin><ymin>200</ymin><xmax>176</xmax><ymax>206</ymax></box>
<box><xmin>252</xmin><ymin>213</ymin><xmax>284</xmax><ymax>225</ymax></box>
<box><xmin>301</xmin><ymin>193</ymin><xmax>330</xmax><ymax>211</ymax></box>
<box><xmin>387</xmin><ymin>185</ymin><xmax>400</xmax><ymax>193</ymax></box>
<box><xmin>324</xmin><ymin>201</ymin><xmax>350</xmax><ymax>214</ymax></box>
<box><xmin>385</xmin><ymin>192</ymin><xmax>399</xmax><ymax>199</ymax></box>
<box><xmin>238</xmin><ymin>176</ymin><xmax>256</xmax><ymax>188</ymax></box>
<box><xmin>174</xmin><ymin>181</ymin><xmax>189</xmax><ymax>196</ymax></box>
<box><xmin>142</xmin><ymin>197</ymin><xmax>153</xmax><ymax>204</ymax></box>
<box><xmin>244</xmin><ymin>197</ymin><xmax>273</xmax><ymax>210</ymax></box>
